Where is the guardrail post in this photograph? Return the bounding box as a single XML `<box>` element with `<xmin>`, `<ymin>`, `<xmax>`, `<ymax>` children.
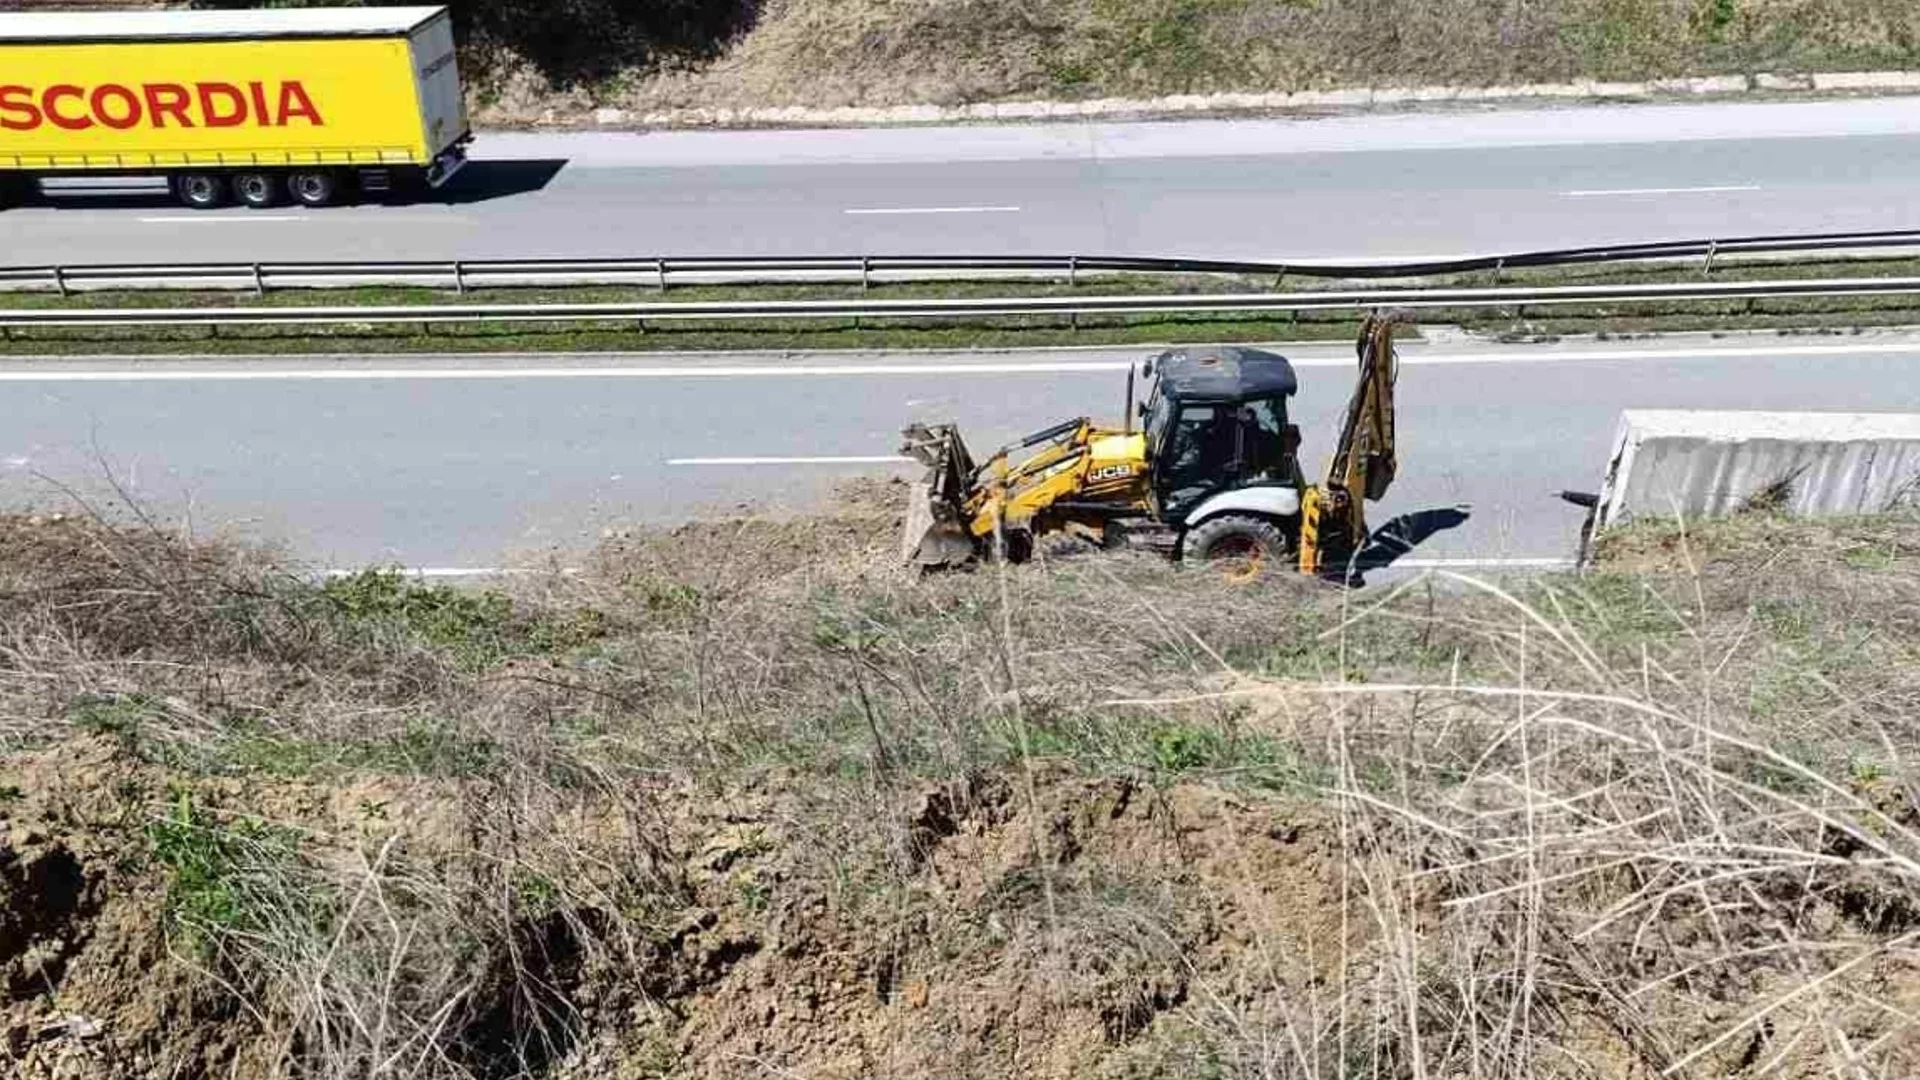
<box><xmin>453</xmin><ymin>261</ymin><xmax>466</xmax><ymax>295</ymax></box>
<box><xmin>51</xmin><ymin>266</ymin><xmax>67</xmax><ymax>298</ymax></box>
<box><xmin>1703</xmin><ymin>241</ymin><xmax>1719</xmax><ymax>276</ymax></box>
<box><xmin>252</xmin><ymin>263</ymin><xmax>265</xmax><ymax>298</ymax></box>
<box><xmin>1068</xmin><ymin>256</ymin><xmax>1078</xmax><ymax>288</ymax></box>
<box><xmin>655</xmin><ymin>259</ymin><xmax>668</xmax><ymax>292</ymax></box>
<box><xmin>860</xmin><ymin>256</ymin><xmax>871</xmax><ymax>292</ymax></box>
<box><xmin>1490</xmin><ymin>258</ymin><xmax>1505</xmax><ymax>286</ymax></box>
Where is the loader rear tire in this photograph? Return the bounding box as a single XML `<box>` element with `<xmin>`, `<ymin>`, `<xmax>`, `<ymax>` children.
<box><xmin>1184</xmin><ymin>514</ymin><xmax>1292</xmax><ymax>580</ymax></box>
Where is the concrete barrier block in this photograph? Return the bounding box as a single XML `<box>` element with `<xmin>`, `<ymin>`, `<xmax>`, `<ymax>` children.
<box><xmin>1594</xmin><ymin>411</ymin><xmax>1920</xmax><ymax>531</ymax></box>
<box><xmin>1290</xmin><ymin>88</ymin><xmax>1372</xmax><ymax>107</ymax></box>
<box><xmin>995</xmin><ymin>100</ymin><xmax>1051</xmax><ymax>120</ymax></box>
<box><xmin>1813</xmin><ymin>71</ymin><xmax>1920</xmax><ymax>91</ymax></box>
<box><xmin>1686</xmin><ymin>75</ymin><xmax>1751</xmax><ymax>94</ymax></box>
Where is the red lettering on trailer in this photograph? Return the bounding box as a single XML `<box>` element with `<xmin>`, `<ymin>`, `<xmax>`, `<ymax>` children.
<box><xmin>0</xmin><ymin>85</ymin><xmax>41</xmax><ymax>131</ymax></box>
<box><xmin>277</xmin><ymin>82</ymin><xmax>322</xmax><ymax>126</ymax></box>
<box><xmin>197</xmin><ymin>82</ymin><xmax>246</xmax><ymax>127</ymax></box>
<box><xmin>142</xmin><ymin>84</ymin><xmax>193</xmax><ymax>128</ymax></box>
<box><xmin>89</xmin><ymin>85</ymin><xmax>142</xmax><ymax>130</ymax></box>
<box><xmin>0</xmin><ymin>80</ymin><xmax>326</xmax><ymax>133</ymax></box>
<box><xmin>43</xmin><ymin>85</ymin><xmax>90</xmax><ymax>130</ymax></box>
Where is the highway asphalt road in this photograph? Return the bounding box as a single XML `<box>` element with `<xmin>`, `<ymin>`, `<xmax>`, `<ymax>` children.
<box><xmin>4</xmin><ymin>332</ymin><xmax>1919</xmax><ymax>572</ymax></box>
<box><xmin>7</xmin><ymin>97</ymin><xmax>1920</xmax><ymax>266</ymax></box>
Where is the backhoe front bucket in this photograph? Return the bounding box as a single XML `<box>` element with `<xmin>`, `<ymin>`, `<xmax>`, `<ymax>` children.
<box><xmin>899</xmin><ymin>422</ymin><xmax>980</xmax><ymax>568</ymax></box>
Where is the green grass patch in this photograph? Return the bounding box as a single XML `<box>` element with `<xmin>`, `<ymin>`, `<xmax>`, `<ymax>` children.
<box><xmin>147</xmin><ymin>788</ymin><xmax>320</xmax><ymax>959</ymax></box>
<box><xmin>319</xmin><ymin>568</ymin><xmax>607</xmax><ymax>668</ymax></box>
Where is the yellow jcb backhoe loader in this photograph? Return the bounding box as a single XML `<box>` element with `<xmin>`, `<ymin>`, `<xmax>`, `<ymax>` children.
<box><xmin>900</xmin><ymin>313</ymin><xmax>1401</xmax><ymax>578</ymax></box>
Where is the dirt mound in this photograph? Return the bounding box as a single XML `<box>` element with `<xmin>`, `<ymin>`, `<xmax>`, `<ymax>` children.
<box><xmin>590</xmin><ymin>476</ymin><xmax>910</xmax><ymax>590</ymax></box>
<box><xmin>0</xmin><ymin>734</ymin><xmax>1344</xmax><ymax>1080</ymax></box>
<box><xmin>621</xmin><ymin>772</ymin><xmax>1344</xmax><ymax>1080</ymax></box>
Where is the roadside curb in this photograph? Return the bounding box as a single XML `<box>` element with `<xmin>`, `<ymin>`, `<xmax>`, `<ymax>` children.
<box><xmin>560</xmin><ymin>71</ymin><xmax>1920</xmax><ymax>130</ymax></box>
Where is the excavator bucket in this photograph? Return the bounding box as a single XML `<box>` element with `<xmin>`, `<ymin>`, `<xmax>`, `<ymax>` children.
<box><xmin>899</xmin><ymin>423</ymin><xmax>981</xmax><ymax>567</ymax></box>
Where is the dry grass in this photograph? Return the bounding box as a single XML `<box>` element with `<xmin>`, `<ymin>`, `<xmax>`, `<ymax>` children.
<box><xmin>2</xmin><ymin>496</ymin><xmax>1919</xmax><ymax>1078</ymax></box>
<box><xmin>473</xmin><ymin>0</ymin><xmax>1920</xmax><ymax>118</ymax></box>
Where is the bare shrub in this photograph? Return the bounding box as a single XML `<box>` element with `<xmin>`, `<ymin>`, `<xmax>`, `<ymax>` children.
<box><xmin>3</xmin><ymin>505</ymin><xmax>1919</xmax><ymax>1078</ymax></box>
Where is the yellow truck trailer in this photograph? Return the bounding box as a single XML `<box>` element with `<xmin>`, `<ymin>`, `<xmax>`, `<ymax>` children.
<box><xmin>0</xmin><ymin>5</ymin><xmax>470</xmax><ymax>209</ymax></box>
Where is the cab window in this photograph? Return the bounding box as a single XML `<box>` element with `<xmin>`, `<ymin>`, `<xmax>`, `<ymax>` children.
<box><xmin>1157</xmin><ymin>396</ymin><xmax>1293</xmax><ymax>513</ymax></box>
<box><xmin>1239</xmin><ymin>397</ymin><xmax>1291</xmax><ymax>481</ymax></box>
<box><xmin>1160</xmin><ymin>403</ymin><xmax>1234</xmax><ymax>511</ymax></box>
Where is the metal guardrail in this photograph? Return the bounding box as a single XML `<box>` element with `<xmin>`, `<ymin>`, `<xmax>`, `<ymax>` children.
<box><xmin>6</xmin><ymin>274</ymin><xmax>1918</xmax><ymax>330</ymax></box>
<box><xmin>5</xmin><ymin>228</ymin><xmax>1920</xmax><ymax>294</ymax></box>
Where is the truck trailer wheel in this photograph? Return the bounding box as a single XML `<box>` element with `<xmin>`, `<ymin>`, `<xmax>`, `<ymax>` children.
<box><xmin>170</xmin><ymin>173</ymin><xmax>228</xmax><ymax>210</ymax></box>
<box><xmin>1183</xmin><ymin>514</ymin><xmax>1294</xmax><ymax>580</ymax></box>
<box><xmin>233</xmin><ymin>172</ymin><xmax>282</xmax><ymax>209</ymax></box>
<box><xmin>286</xmin><ymin>170</ymin><xmax>340</xmax><ymax>208</ymax></box>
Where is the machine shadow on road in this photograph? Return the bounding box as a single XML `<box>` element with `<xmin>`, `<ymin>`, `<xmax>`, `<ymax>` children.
<box><xmin>1349</xmin><ymin>505</ymin><xmax>1474</xmax><ymax>574</ymax></box>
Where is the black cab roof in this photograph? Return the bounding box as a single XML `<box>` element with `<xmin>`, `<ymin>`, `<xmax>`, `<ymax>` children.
<box><xmin>1150</xmin><ymin>346</ymin><xmax>1298</xmax><ymax>402</ymax></box>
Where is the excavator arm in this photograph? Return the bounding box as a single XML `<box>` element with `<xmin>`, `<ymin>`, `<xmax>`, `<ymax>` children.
<box><xmin>1298</xmin><ymin>313</ymin><xmax>1401</xmax><ymax>576</ymax></box>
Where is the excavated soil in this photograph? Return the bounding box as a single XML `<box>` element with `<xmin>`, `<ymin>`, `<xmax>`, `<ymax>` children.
<box><xmin>0</xmin><ymin>738</ymin><xmax>1347</xmax><ymax>1080</ymax></box>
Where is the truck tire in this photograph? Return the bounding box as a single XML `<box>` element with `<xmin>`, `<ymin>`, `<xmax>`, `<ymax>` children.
<box><xmin>233</xmin><ymin>172</ymin><xmax>282</xmax><ymax>209</ymax></box>
<box><xmin>171</xmin><ymin>172</ymin><xmax>228</xmax><ymax>210</ymax></box>
<box><xmin>1183</xmin><ymin>514</ymin><xmax>1293</xmax><ymax>579</ymax></box>
<box><xmin>286</xmin><ymin>170</ymin><xmax>340</xmax><ymax>208</ymax></box>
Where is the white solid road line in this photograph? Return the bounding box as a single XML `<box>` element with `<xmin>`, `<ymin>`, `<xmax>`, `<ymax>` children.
<box><xmin>1562</xmin><ymin>184</ymin><xmax>1761</xmax><ymax>197</ymax></box>
<box><xmin>368</xmin><ymin>558</ymin><xmax>1578</xmax><ymax>580</ymax></box>
<box><xmin>843</xmin><ymin>205</ymin><xmax>1022</xmax><ymax>215</ymax></box>
<box><xmin>333</xmin><ymin>558</ymin><xmax>1574</xmax><ymax>579</ymax></box>
<box><xmin>668</xmin><ymin>455</ymin><xmax>915</xmax><ymax>466</ymax></box>
<box><xmin>0</xmin><ymin>361</ymin><xmax>1134</xmax><ymax>381</ymax></box>
<box><xmin>1394</xmin><ymin>557</ymin><xmax>1575</xmax><ymax>570</ymax></box>
<box><xmin>8</xmin><ymin>339</ymin><xmax>1920</xmax><ymax>382</ymax></box>
<box><xmin>137</xmin><ymin>215</ymin><xmax>308</xmax><ymax>224</ymax></box>
<box><xmin>324</xmin><ymin>567</ymin><xmax>557</xmax><ymax>579</ymax></box>
<box><xmin>136</xmin><ymin>213</ymin><xmax>468</xmax><ymax>225</ymax></box>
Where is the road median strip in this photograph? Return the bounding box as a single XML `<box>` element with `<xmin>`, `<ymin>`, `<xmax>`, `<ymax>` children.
<box><xmin>8</xmin><ymin>254</ymin><xmax>1920</xmax><ymax>355</ymax></box>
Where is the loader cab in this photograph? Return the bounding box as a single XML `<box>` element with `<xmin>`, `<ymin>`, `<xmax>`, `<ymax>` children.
<box><xmin>1139</xmin><ymin>347</ymin><xmax>1302</xmax><ymax>521</ymax></box>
